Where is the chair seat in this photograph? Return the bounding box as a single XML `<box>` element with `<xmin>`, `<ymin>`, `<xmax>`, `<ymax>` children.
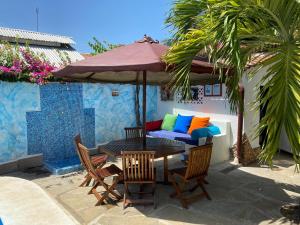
<box><xmin>96</xmin><ymin>164</ymin><xmax>123</xmax><ymax>178</ymax></box>
<box><xmin>91</xmin><ymin>155</ymin><xmax>108</xmax><ymax>166</ymax></box>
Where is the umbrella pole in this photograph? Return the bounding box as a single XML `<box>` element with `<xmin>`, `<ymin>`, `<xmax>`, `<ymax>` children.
<box><xmin>142</xmin><ymin>70</ymin><xmax>147</xmax><ymax>147</ymax></box>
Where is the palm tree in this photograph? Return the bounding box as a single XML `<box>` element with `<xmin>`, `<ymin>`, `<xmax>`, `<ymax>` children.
<box><xmin>164</xmin><ymin>0</ymin><xmax>300</xmax><ymax>166</ymax></box>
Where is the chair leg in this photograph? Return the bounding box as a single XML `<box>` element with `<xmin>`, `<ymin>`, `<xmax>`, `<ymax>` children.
<box><xmin>169</xmin><ymin>174</ymin><xmax>182</xmax><ymax>198</ymax></box>
<box><xmin>81</xmin><ymin>160</ymin><xmax>107</xmax><ymax>188</ymax></box>
<box><xmin>199</xmin><ymin>183</ymin><xmax>211</xmax><ymax>200</ymax></box>
<box><xmin>83</xmin><ymin>161</ymin><xmax>106</xmax><ymax>188</ymax></box>
<box><xmin>152</xmin><ymin>183</ymin><xmax>157</xmax><ymax>209</ymax></box>
<box><xmin>88</xmin><ymin>181</ymin><xmax>109</xmax><ymax>206</ymax></box>
<box><xmin>95</xmin><ymin>179</ymin><xmax>121</xmax><ymax>206</ymax></box>
<box><xmin>79</xmin><ymin>174</ymin><xmax>92</xmax><ymax>187</ymax></box>
<box><xmin>88</xmin><ymin>181</ymin><xmax>99</xmax><ymax>195</ymax></box>
<box><xmin>152</xmin><ymin>183</ymin><xmax>156</xmax><ymax>195</ymax></box>
<box><xmin>169</xmin><ymin>174</ymin><xmax>188</xmax><ymax>209</ymax></box>
<box><xmin>95</xmin><ymin>193</ymin><xmax>108</xmax><ymax>206</ymax></box>
<box><xmin>124</xmin><ymin>183</ymin><xmax>130</xmax><ymax>196</ymax></box>
<box><xmin>86</xmin><ymin>177</ymin><xmax>92</xmax><ymax>186</ymax></box>
<box><xmin>169</xmin><ymin>180</ymin><xmax>180</xmax><ymax>198</ymax></box>
<box><xmin>123</xmin><ymin>182</ymin><xmax>129</xmax><ymax>209</ymax></box>
<box><xmin>123</xmin><ymin>192</ymin><xmax>127</xmax><ymax>209</ymax></box>
<box><xmin>94</xmin><ymin>181</ymin><xmax>110</xmax><ymax>206</ymax></box>
<box><xmin>189</xmin><ymin>182</ymin><xmax>200</xmax><ymax>193</ymax></box>
<box><xmin>107</xmin><ymin>178</ymin><xmax>122</xmax><ymax>200</ymax></box>
<box><xmin>190</xmin><ymin>177</ymin><xmax>209</xmax><ymax>192</ymax></box>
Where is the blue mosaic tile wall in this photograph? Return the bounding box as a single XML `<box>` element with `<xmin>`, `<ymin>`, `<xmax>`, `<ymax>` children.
<box><xmin>0</xmin><ymin>81</ymin><xmax>158</xmax><ymax>168</ymax></box>
<box><xmin>83</xmin><ymin>83</ymin><xmax>158</xmax><ymax>144</ymax></box>
<box><xmin>0</xmin><ymin>81</ymin><xmax>40</xmax><ymax>163</ymax></box>
<box><xmin>27</xmin><ymin>83</ymin><xmax>95</xmax><ymax>162</ymax></box>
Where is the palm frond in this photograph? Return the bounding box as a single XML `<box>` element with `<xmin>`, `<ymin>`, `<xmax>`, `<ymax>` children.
<box><xmin>166</xmin><ymin>0</ymin><xmax>208</xmax><ymax>40</ymax></box>
<box><xmin>256</xmin><ymin>43</ymin><xmax>300</xmax><ymax>166</ymax></box>
<box><xmin>165</xmin><ymin>0</ymin><xmax>300</xmax><ymax>165</ymax></box>
<box><xmin>164</xmin><ymin>29</ymin><xmax>210</xmax><ymax>99</ymax></box>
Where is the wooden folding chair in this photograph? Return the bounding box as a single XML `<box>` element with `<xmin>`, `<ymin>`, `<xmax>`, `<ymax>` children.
<box><xmin>78</xmin><ymin>143</ymin><xmax>123</xmax><ymax>206</ymax></box>
<box><xmin>122</xmin><ymin>151</ymin><xmax>156</xmax><ymax>209</ymax></box>
<box><xmin>74</xmin><ymin>134</ymin><xmax>108</xmax><ymax>187</ymax></box>
<box><xmin>169</xmin><ymin>144</ymin><xmax>213</xmax><ymax>209</ymax></box>
<box><xmin>124</xmin><ymin>127</ymin><xmax>143</xmax><ymax>139</ymax></box>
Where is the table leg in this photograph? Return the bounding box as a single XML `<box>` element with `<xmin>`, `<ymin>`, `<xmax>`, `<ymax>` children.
<box><xmin>163</xmin><ymin>156</ymin><xmax>168</xmax><ymax>184</ymax></box>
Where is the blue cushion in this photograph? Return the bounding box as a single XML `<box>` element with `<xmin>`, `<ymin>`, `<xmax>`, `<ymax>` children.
<box><xmin>207</xmin><ymin>125</ymin><xmax>221</xmax><ymax>135</ymax></box>
<box><xmin>191</xmin><ymin>125</ymin><xmax>221</xmax><ymax>140</ymax></box>
<box><xmin>175</xmin><ymin>137</ymin><xmax>199</xmax><ymax>146</ymax></box>
<box><xmin>148</xmin><ymin>130</ymin><xmax>191</xmax><ymax>140</ymax></box>
<box><xmin>173</xmin><ymin>114</ymin><xmax>193</xmax><ymax>133</ymax></box>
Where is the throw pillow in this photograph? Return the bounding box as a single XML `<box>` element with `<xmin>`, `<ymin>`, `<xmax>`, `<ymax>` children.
<box><xmin>161</xmin><ymin>114</ymin><xmax>178</xmax><ymax>131</ymax></box>
<box><xmin>173</xmin><ymin>114</ymin><xmax>193</xmax><ymax>133</ymax></box>
<box><xmin>187</xmin><ymin>117</ymin><xmax>210</xmax><ymax>134</ymax></box>
<box><xmin>146</xmin><ymin>120</ymin><xmax>163</xmax><ymax>131</ymax></box>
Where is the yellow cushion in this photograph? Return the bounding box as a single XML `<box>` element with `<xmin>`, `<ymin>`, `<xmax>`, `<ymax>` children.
<box><xmin>187</xmin><ymin>117</ymin><xmax>210</xmax><ymax>134</ymax></box>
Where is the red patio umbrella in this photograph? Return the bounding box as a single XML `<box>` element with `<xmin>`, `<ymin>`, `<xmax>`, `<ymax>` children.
<box><xmin>53</xmin><ymin>35</ymin><xmax>218</xmax><ymax>146</ymax></box>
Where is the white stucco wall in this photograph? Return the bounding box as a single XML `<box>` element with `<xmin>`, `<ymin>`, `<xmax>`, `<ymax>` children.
<box><xmin>242</xmin><ymin>69</ymin><xmax>263</xmax><ymax>148</ymax></box>
<box><xmin>242</xmin><ymin>68</ymin><xmax>292</xmax><ymax>152</ymax></box>
<box><xmin>156</xmin><ymin>84</ymin><xmax>238</xmax><ymax>147</ymax></box>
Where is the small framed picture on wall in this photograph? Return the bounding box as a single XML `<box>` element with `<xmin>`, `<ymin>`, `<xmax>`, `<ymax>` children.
<box><xmin>204</xmin><ymin>83</ymin><xmax>222</xmax><ymax>96</ymax></box>
<box><xmin>212</xmin><ymin>84</ymin><xmax>222</xmax><ymax>96</ymax></box>
<box><xmin>204</xmin><ymin>84</ymin><xmax>212</xmax><ymax>96</ymax></box>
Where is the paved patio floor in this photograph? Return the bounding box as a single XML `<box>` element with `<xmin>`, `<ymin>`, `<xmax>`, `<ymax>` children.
<box><xmin>3</xmin><ymin>152</ymin><xmax>300</xmax><ymax>225</ymax></box>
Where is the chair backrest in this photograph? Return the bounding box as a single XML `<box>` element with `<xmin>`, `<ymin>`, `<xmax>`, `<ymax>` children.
<box><xmin>185</xmin><ymin>144</ymin><xmax>213</xmax><ymax>180</ymax></box>
<box><xmin>124</xmin><ymin>127</ymin><xmax>143</xmax><ymax>139</ymax></box>
<box><xmin>74</xmin><ymin>134</ymin><xmax>87</xmax><ymax>170</ymax></box>
<box><xmin>122</xmin><ymin>151</ymin><xmax>155</xmax><ymax>182</ymax></box>
<box><xmin>78</xmin><ymin>143</ymin><xmax>99</xmax><ymax>179</ymax></box>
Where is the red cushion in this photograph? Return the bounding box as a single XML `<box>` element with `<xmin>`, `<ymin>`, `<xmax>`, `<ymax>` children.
<box><xmin>146</xmin><ymin>120</ymin><xmax>163</xmax><ymax>131</ymax></box>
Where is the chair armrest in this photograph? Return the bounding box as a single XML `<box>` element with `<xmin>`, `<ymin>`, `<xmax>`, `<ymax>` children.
<box><xmin>88</xmin><ymin>146</ymin><xmax>102</xmax><ymax>156</ymax></box>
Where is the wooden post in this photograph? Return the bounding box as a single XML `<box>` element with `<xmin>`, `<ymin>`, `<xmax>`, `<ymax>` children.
<box><xmin>236</xmin><ymin>83</ymin><xmax>245</xmax><ymax>163</ymax></box>
<box><xmin>142</xmin><ymin>70</ymin><xmax>147</xmax><ymax>147</ymax></box>
<box><xmin>135</xmin><ymin>72</ymin><xmax>141</xmax><ymax>126</ymax></box>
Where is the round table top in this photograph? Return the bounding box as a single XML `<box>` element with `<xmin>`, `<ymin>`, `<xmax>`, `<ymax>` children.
<box><xmin>101</xmin><ymin>137</ymin><xmax>185</xmax><ymax>158</ymax></box>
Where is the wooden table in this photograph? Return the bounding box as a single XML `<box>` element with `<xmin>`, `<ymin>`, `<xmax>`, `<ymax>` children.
<box><xmin>101</xmin><ymin>137</ymin><xmax>185</xmax><ymax>184</ymax></box>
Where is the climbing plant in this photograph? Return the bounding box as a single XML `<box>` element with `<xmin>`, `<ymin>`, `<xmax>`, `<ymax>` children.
<box><xmin>0</xmin><ymin>41</ymin><xmax>69</xmax><ymax>84</ymax></box>
<box><xmin>88</xmin><ymin>37</ymin><xmax>121</xmax><ymax>55</ymax></box>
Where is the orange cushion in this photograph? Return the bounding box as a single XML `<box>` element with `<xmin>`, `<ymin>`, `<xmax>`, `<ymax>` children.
<box><xmin>187</xmin><ymin>117</ymin><xmax>210</xmax><ymax>134</ymax></box>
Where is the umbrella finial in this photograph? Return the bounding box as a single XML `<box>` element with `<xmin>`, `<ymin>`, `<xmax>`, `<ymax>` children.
<box><xmin>137</xmin><ymin>35</ymin><xmax>159</xmax><ymax>44</ymax></box>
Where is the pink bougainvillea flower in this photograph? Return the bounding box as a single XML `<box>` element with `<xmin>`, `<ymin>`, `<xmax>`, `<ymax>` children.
<box><xmin>10</xmin><ymin>60</ymin><xmax>23</xmax><ymax>74</ymax></box>
<box><xmin>1</xmin><ymin>45</ymin><xmax>59</xmax><ymax>84</ymax></box>
<box><xmin>0</xmin><ymin>66</ymin><xmax>11</xmax><ymax>73</ymax></box>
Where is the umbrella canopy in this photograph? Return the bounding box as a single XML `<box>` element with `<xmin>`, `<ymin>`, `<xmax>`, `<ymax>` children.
<box><xmin>53</xmin><ymin>35</ymin><xmax>219</xmax><ymax>84</ymax></box>
<box><xmin>53</xmin><ymin>35</ymin><xmax>220</xmax><ymax>146</ymax></box>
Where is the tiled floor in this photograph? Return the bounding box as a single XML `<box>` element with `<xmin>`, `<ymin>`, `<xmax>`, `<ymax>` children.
<box><xmin>4</xmin><ymin>152</ymin><xmax>300</xmax><ymax>225</ymax></box>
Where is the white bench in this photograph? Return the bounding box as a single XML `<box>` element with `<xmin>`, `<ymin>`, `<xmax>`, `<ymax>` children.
<box><xmin>185</xmin><ymin>120</ymin><xmax>232</xmax><ymax>165</ymax></box>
